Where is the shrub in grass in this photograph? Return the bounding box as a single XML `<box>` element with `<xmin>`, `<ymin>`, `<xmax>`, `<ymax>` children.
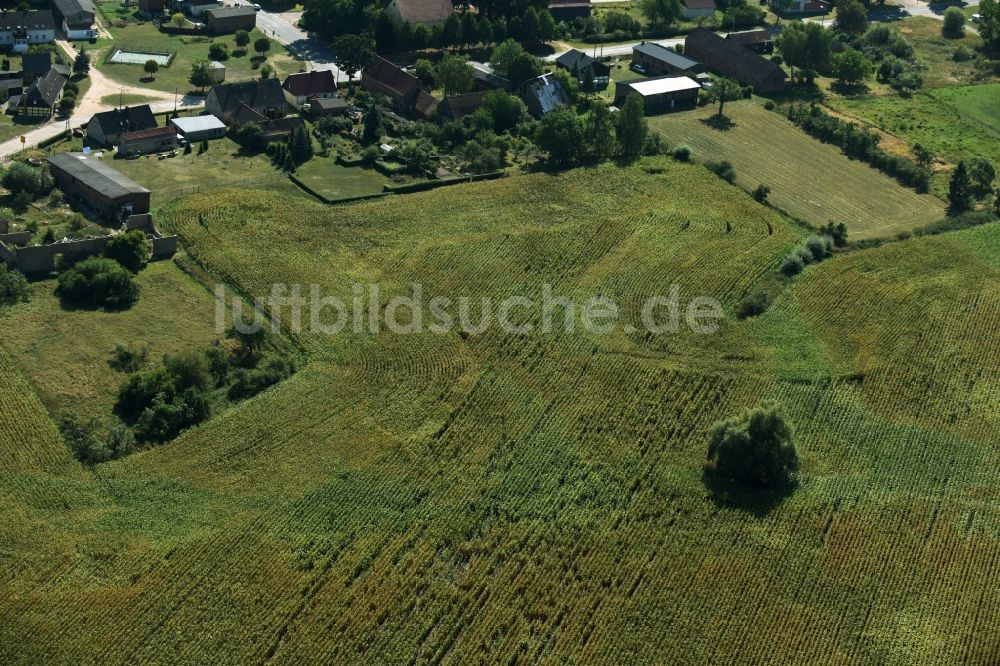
<box><xmin>55</xmin><ymin>257</ymin><xmax>140</xmax><ymax>310</ymax></box>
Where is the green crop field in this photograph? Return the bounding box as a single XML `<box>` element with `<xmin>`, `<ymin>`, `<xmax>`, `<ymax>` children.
<box><xmin>649</xmin><ymin>101</ymin><xmax>947</xmax><ymax>238</ymax></box>
<box><xmin>1</xmin><ymin>159</ymin><xmax>999</xmax><ymax>663</ymax></box>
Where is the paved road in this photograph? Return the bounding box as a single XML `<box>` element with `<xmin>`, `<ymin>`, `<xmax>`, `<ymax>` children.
<box><xmin>231</xmin><ymin>3</ymin><xmax>343</xmax><ymax>80</ymax></box>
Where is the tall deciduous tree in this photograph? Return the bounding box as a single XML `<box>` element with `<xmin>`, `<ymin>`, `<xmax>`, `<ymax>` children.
<box><xmin>948</xmin><ymin>161</ymin><xmax>973</xmax><ymax>212</ymax></box>
<box><xmin>436</xmin><ymin>53</ymin><xmax>475</xmax><ymax>95</ymax></box>
<box><xmin>835</xmin><ymin>0</ymin><xmax>868</xmax><ymax>36</ymax></box>
<box><xmin>616</xmin><ymin>93</ymin><xmax>648</xmax><ymax>160</ymax></box>
<box><xmin>833</xmin><ymin>49</ymin><xmax>873</xmax><ymax>86</ymax></box>
<box><xmin>640</xmin><ymin>0</ymin><xmax>682</xmax><ymax>27</ymax></box>
<box><xmin>332</xmin><ymin>34</ymin><xmax>374</xmax><ymax>82</ymax></box>
<box><xmin>776</xmin><ymin>21</ymin><xmax>833</xmax><ymax>83</ymax></box>
<box><xmin>535</xmin><ymin>107</ymin><xmax>583</xmax><ymax>167</ymax></box>
<box><xmin>709</xmin><ymin>77</ymin><xmax>742</xmax><ymax>117</ymax></box>
<box><xmin>583</xmin><ymin>100</ymin><xmax>616</xmax><ymax>162</ymax></box>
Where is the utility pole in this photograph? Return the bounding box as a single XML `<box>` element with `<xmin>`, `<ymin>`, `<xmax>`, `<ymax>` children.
<box><xmin>174</xmin><ymin>86</ymin><xmax>178</xmax><ymax>115</ymax></box>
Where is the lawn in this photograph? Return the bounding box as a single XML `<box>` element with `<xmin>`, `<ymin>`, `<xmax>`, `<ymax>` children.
<box><xmin>292</xmin><ymin>158</ymin><xmax>387</xmax><ymax>200</ymax></box>
<box><xmin>648</xmin><ymin>100</ymin><xmax>946</xmax><ymax>237</ymax></box>
<box><xmin>0</xmin><ymin>258</ymin><xmax>224</xmax><ymax>422</ymax></box>
<box><xmin>95</xmin><ymin>21</ymin><xmax>302</xmax><ymax>94</ymax></box>
<box><xmin>99</xmin><ymin>92</ymin><xmax>161</xmax><ymax>106</ymax></box>
<box><xmin>2</xmin><ymin>159</ymin><xmax>998</xmax><ymax>663</ymax></box>
<box><xmin>106</xmin><ymin>137</ymin><xmax>301</xmax><ymax>210</ymax></box>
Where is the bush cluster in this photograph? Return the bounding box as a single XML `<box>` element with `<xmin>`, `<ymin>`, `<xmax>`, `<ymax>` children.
<box><xmin>780</xmin><ymin>234</ymin><xmax>834</xmax><ymax>276</ymax></box>
<box><xmin>55</xmin><ymin>258</ymin><xmax>140</xmax><ymax>310</ymax></box>
<box><xmin>113</xmin><ymin>328</ymin><xmax>296</xmax><ymax>445</ymax></box>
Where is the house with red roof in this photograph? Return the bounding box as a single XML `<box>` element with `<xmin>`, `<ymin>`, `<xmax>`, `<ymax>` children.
<box><xmin>281</xmin><ymin>70</ymin><xmax>338</xmax><ymax>109</ymax></box>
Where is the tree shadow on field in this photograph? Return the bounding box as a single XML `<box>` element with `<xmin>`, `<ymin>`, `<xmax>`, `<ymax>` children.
<box><xmin>701</xmin><ymin>114</ymin><xmax>736</xmax><ymax>131</ymax></box>
<box><xmin>702</xmin><ymin>470</ymin><xmax>798</xmax><ymax>518</ymax></box>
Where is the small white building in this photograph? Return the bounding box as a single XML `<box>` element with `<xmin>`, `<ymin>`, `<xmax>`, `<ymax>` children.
<box><xmin>0</xmin><ymin>10</ymin><xmax>56</xmax><ymax>53</ymax></box>
<box><xmin>170</xmin><ymin>114</ymin><xmax>228</xmax><ymax>142</ymax></box>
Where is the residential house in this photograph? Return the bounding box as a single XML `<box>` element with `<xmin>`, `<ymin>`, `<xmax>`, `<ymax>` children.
<box><xmin>206</xmin><ymin>78</ymin><xmax>287</xmax><ymax>125</ymax></box>
<box><xmin>685</xmin><ymin>26</ymin><xmax>786</xmax><ymax>92</ymax></box>
<box><xmin>554</xmin><ymin>49</ymin><xmax>610</xmax><ymax>90</ymax></box>
<box><xmin>548</xmin><ymin>0</ymin><xmax>591</xmax><ymax>20</ymax></box>
<box><xmin>281</xmin><ymin>70</ymin><xmax>337</xmax><ymax>108</ymax></box>
<box><xmin>361</xmin><ymin>55</ymin><xmax>438</xmax><ymax>118</ymax></box>
<box><xmin>21</xmin><ymin>53</ymin><xmax>52</xmax><ymax>84</ymax></box>
<box><xmin>86</xmin><ymin>105</ymin><xmax>158</xmax><ymax>147</ymax></box>
<box><xmin>171</xmin><ymin>114</ymin><xmax>228</xmax><ymax>141</ymax></box>
<box><xmin>681</xmin><ymin>0</ymin><xmax>716</xmax><ymax>19</ymax></box>
<box><xmin>17</xmin><ymin>67</ymin><xmax>64</xmax><ymax>117</ymax></box>
<box><xmin>520</xmin><ymin>73</ymin><xmax>570</xmax><ymax>117</ymax></box>
<box><xmin>307</xmin><ymin>96</ymin><xmax>349</xmax><ymax>117</ymax></box>
<box><xmin>118</xmin><ymin>125</ymin><xmax>178</xmax><ymax>157</ymax></box>
<box><xmin>632</xmin><ymin>41</ymin><xmax>706</xmax><ymax>76</ymax></box>
<box><xmin>726</xmin><ymin>29</ymin><xmax>774</xmax><ymax>54</ymax></box>
<box><xmin>46</xmin><ymin>153</ymin><xmax>151</xmax><ymax>221</ymax></box>
<box><xmin>385</xmin><ymin>0</ymin><xmax>453</xmax><ymax>27</ymax></box>
<box><xmin>614</xmin><ymin>75</ymin><xmax>701</xmax><ymax>114</ymax></box>
<box><xmin>50</xmin><ymin>0</ymin><xmax>97</xmax><ymax>39</ymax></box>
<box><xmin>437</xmin><ymin>91</ymin><xmax>489</xmax><ymax>122</ymax></box>
<box><xmin>204</xmin><ymin>6</ymin><xmax>256</xmax><ymax>34</ymax></box>
<box><xmin>257</xmin><ymin>115</ymin><xmax>306</xmax><ymax>142</ymax></box>
<box><xmin>0</xmin><ymin>10</ymin><xmax>56</xmax><ymax>53</ymax></box>
<box><xmin>470</xmin><ymin>62</ymin><xmax>511</xmax><ymax>92</ymax></box>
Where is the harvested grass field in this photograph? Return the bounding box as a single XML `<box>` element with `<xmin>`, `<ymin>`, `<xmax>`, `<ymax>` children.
<box><xmin>649</xmin><ymin>101</ymin><xmax>946</xmax><ymax>238</ymax></box>
<box><xmin>292</xmin><ymin>159</ymin><xmax>387</xmax><ymax>200</ymax></box>
<box><xmin>0</xmin><ymin>259</ymin><xmax>224</xmax><ymax>422</ymax></box>
<box><xmin>1</xmin><ymin>159</ymin><xmax>999</xmax><ymax>662</ymax></box>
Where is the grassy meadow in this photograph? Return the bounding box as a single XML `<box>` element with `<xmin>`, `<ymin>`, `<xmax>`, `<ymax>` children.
<box><xmin>292</xmin><ymin>158</ymin><xmax>387</xmax><ymax>200</ymax></box>
<box><xmin>1</xmin><ymin>158</ymin><xmax>998</xmax><ymax>662</ymax></box>
<box><xmin>95</xmin><ymin>22</ymin><xmax>302</xmax><ymax>94</ymax></box>
<box><xmin>649</xmin><ymin>101</ymin><xmax>946</xmax><ymax>237</ymax></box>
<box><xmin>0</xmin><ymin>259</ymin><xmax>224</xmax><ymax>422</ymax></box>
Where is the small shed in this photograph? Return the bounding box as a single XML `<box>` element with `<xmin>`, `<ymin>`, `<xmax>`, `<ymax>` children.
<box><xmin>171</xmin><ymin>114</ymin><xmax>228</xmax><ymax>141</ymax></box>
<box><xmin>209</xmin><ymin>60</ymin><xmax>226</xmax><ymax>82</ymax></box>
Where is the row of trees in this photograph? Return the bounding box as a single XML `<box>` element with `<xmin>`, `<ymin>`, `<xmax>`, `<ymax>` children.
<box><xmin>375</xmin><ymin>8</ymin><xmax>557</xmax><ymax>54</ymax></box>
<box><xmin>786</xmin><ymin>104</ymin><xmax>931</xmax><ymax>192</ymax></box>
<box><xmin>534</xmin><ymin>94</ymin><xmax>650</xmax><ymax>167</ymax></box>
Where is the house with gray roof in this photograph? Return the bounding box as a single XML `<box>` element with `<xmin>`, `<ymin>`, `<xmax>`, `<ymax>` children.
<box><xmin>632</xmin><ymin>41</ymin><xmax>706</xmax><ymax>77</ymax></box>
<box><xmin>86</xmin><ymin>105</ymin><xmax>158</xmax><ymax>147</ymax></box>
<box><xmin>50</xmin><ymin>0</ymin><xmax>97</xmax><ymax>39</ymax></box>
<box><xmin>0</xmin><ymin>10</ymin><xmax>56</xmax><ymax>53</ymax></box>
<box><xmin>555</xmin><ymin>49</ymin><xmax>610</xmax><ymax>90</ymax></box>
<box><xmin>519</xmin><ymin>73</ymin><xmax>570</xmax><ymax>118</ymax></box>
<box><xmin>206</xmin><ymin>78</ymin><xmax>287</xmax><ymax>125</ymax></box>
<box><xmin>17</xmin><ymin>67</ymin><xmax>64</xmax><ymax>117</ymax></box>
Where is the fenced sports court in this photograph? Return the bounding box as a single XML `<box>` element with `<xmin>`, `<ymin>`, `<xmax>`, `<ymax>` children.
<box><xmin>106</xmin><ymin>47</ymin><xmax>175</xmax><ymax>67</ymax></box>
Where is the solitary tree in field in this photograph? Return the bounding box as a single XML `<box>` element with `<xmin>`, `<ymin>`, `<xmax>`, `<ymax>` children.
<box><xmin>833</xmin><ymin>49</ymin><xmax>873</xmax><ymax>87</ymax></box>
<box><xmin>943</xmin><ymin>7</ymin><xmax>966</xmax><ymax>37</ymax></box>
<box><xmin>705</xmin><ymin>400</ymin><xmax>799</xmax><ymax>488</ymax></box>
<box><xmin>948</xmin><ymin>161</ymin><xmax>973</xmax><ymax>212</ymax></box>
<box><xmin>143</xmin><ymin>59</ymin><xmax>159</xmax><ymax>80</ymax></box>
<box><xmin>254</xmin><ymin>36</ymin><xmax>271</xmax><ymax>59</ymax></box>
<box><xmin>709</xmin><ymin>77</ymin><xmax>742</xmax><ymax>118</ymax></box>
<box><xmin>234</xmin><ymin>29</ymin><xmax>251</xmax><ymax>53</ymax></box>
